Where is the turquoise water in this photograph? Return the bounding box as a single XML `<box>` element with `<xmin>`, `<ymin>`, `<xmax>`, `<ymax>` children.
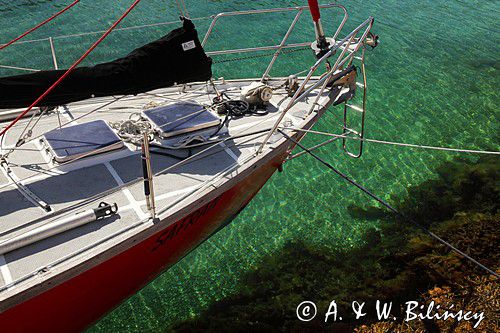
<box><xmin>1</xmin><ymin>1</ymin><xmax>498</xmax><ymax>332</ymax></box>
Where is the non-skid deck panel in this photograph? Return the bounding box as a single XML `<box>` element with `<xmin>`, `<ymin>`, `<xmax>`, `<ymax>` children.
<box><xmin>0</xmin><ymin>172</ymin><xmax>8</xmax><ymax>186</ymax></box>
<box><xmin>7</xmin><ymin>142</ymin><xmax>55</xmax><ymax>180</ymax></box>
<box><xmin>0</xmin><ymin>81</ymin><xmax>307</xmax><ymax>220</ymax></box>
<box><xmin>27</xmin><ymin>165</ymin><xmax>130</xmax><ymax>211</ymax></box>
<box><xmin>0</xmin><ymin>189</ymin><xmax>41</xmax><ymax>235</ymax></box>
<box><xmin>0</xmin><ymin>79</ymin><xmax>329</xmax><ymax>297</ymax></box>
<box><xmin>0</xmin><ymin>145</ymin><xmax>248</xmax><ymax>289</ymax></box>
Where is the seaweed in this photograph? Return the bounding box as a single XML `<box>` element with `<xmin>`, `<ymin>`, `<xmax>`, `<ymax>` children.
<box><xmin>169</xmin><ymin>157</ymin><xmax>499</xmax><ymax>332</ymax></box>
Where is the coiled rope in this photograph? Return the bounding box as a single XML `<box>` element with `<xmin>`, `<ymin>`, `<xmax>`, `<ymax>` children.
<box><xmin>109</xmin><ymin>113</ymin><xmax>153</xmax><ymax>145</ymax></box>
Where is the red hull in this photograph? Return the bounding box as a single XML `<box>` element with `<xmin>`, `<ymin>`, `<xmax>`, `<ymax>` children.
<box><xmin>0</xmin><ymin>155</ymin><xmax>283</xmax><ymax>332</ymax></box>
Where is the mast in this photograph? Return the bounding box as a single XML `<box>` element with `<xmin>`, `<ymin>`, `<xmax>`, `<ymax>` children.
<box><xmin>307</xmin><ymin>0</ymin><xmax>330</xmax><ymax>56</ymax></box>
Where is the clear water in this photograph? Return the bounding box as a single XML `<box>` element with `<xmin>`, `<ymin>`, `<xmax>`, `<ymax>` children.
<box><xmin>1</xmin><ymin>0</ymin><xmax>498</xmax><ymax>332</ymax></box>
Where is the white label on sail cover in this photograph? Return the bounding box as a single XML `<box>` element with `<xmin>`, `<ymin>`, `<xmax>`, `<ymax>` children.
<box><xmin>182</xmin><ymin>41</ymin><xmax>196</xmax><ymax>51</ymax></box>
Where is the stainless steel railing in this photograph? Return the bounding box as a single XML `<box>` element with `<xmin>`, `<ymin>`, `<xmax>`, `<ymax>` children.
<box><xmin>202</xmin><ymin>4</ymin><xmax>348</xmax><ymax>46</ymax></box>
<box><xmin>202</xmin><ymin>4</ymin><xmax>348</xmax><ymax>80</ymax></box>
<box><xmin>256</xmin><ymin>16</ymin><xmax>374</xmax><ymax>153</ymax></box>
<box><xmin>1</xmin><ymin>3</ymin><xmax>373</xmax><ymax>156</ymax></box>
<box><xmin>0</xmin><ymin>4</ymin><xmax>348</xmax><ymax>77</ymax></box>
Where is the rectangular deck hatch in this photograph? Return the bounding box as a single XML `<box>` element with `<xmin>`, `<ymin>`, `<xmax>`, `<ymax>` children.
<box><xmin>42</xmin><ymin>120</ymin><xmax>124</xmax><ymax>163</ymax></box>
<box><xmin>142</xmin><ymin>102</ymin><xmax>221</xmax><ymax>139</ymax></box>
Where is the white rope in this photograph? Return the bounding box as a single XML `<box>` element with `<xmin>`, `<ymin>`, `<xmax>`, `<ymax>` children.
<box><xmin>109</xmin><ymin>113</ymin><xmax>153</xmax><ymax>145</ymax></box>
<box><xmin>282</xmin><ymin>127</ymin><xmax>500</xmax><ymax>156</ymax></box>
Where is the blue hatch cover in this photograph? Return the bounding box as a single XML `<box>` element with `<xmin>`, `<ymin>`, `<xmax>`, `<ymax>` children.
<box><xmin>142</xmin><ymin>102</ymin><xmax>221</xmax><ymax>138</ymax></box>
<box><xmin>43</xmin><ymin>120</ymin><xmax>124</xmax><ymax>163</ymax></box>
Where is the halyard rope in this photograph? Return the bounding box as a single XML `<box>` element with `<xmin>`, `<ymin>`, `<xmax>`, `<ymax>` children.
<box><xmin>0</xmin><ymin>0</ymin><xmax>144</xmax><ymax>138</ymax></box>
<box><xmin>174</xmin><ymin>0</ymin><xmax>186</xmax><ymax>18</ymax></box>
<box><xmin>0</xmin><ymin>0</ymin><xmax>80</xmax><ymax>51</ymax></box>
<box><xmin>176</xmin><ymin>0</ymin><xmax>190</xmax><ymax>18</ymax></box>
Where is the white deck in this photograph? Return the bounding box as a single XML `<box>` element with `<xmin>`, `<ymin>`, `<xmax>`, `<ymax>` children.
<box><xmin>0</xmin><ymin>78</ymin><xmax>333</xmax><ymax>305</ymax></box>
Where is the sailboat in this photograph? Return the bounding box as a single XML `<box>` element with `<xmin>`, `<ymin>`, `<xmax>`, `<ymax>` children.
<box><xmin>0</xmin><ymin>1</ymin><xmax>378</xmax><ymax>331</ymax></box>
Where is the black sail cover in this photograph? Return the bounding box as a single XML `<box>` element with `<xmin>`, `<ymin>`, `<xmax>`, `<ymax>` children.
<box><xmin>0</xmin><ymin>19</ymin><xmax>212</xmax><ymax>108</ymax></box>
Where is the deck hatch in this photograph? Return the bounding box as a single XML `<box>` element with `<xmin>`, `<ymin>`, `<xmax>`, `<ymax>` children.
<box><xmin>142</xmin><ymin>102</ymin><xmax>221</xmax><ymax>139</ymax></box>
<box><xmin>42</xmin><ymin>120</ymin><xmax>124</xmax><ymax>163</ymax></box>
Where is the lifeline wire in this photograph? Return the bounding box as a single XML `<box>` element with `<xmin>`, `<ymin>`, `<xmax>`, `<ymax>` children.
<box><xmin>0</xmin><ymin>0</ymin><xmax>80</xmax><ymax>51</ymax></box>
<box><xmin>0</xmin><ymin>16</ymin><xmax>212</xmax><ymax>47</ymax></box>
<box><xmin>278</xmin><ymin>129</ymin><xmax>499</xmax><ymax>279</ymax></box>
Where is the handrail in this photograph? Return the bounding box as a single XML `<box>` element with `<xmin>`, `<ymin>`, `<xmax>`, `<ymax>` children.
<box><xmin>205</xmin><ymin>42</ymin><xmax>310</xmax><ymax>56</ymax></box>
<box><xmin>1</xmin><ymin>4</ymin><xmax>347</xmax><ymax>75</ymax></box>
<box><xmin>202</xmin><ymin>4</ymin><xmax>348</xmax><ymax>47</ymax></box>
<box><xmin>261</xmin><ymin>10</ymin><xmax>304</xmax><ymax>81</ymax></box>
<box><xmin>0</xmin><ymin>0</ymin><xmax>79</xmax><ymax>51</ymax></box>
<box><xmin>256</xmin><ymin>16</ymin><xmax>374</xmax><ymax>154</ymax></box>
<box><xmin>201</xmin><ymin>3</ymin><xmax>347</xmax><ymax>83</ymax></box>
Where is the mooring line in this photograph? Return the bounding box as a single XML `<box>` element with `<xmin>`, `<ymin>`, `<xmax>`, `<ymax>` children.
<box><xmin>282</xmin><ymin>127</ymin><xmax>500</xmax><ymax>156</ymax></box>
<box><xmin>278</xmin><ymin>129</ymin><xmax>499</xmax><ymax>279</ymax></box>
